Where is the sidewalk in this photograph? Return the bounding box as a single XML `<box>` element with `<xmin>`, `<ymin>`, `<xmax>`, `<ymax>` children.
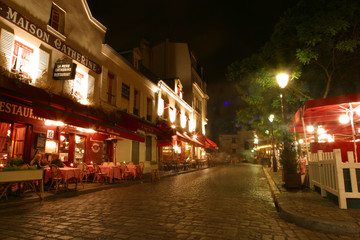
<box><xmin>0</xmin><ymin>167</ymin><xmax>203</xmax><ymax>209</ymax></box>
<box><xmin>263</xmin><ymin>166</ymin><xmax>360</xmax><ymax>236</ymax></box>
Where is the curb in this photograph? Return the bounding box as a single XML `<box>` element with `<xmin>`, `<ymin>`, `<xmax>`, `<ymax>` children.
<box><xmin>262</xmin><ymin>167</ymin><xmax>360</xmax><ymax>236</ymax></box>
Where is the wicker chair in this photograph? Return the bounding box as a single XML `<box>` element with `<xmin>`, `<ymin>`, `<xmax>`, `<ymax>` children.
<box><xmin>93</xmin><ymin>163</ymin><xmax>108</xmax><ymax>184</ymax></box>
<box><xmin>48</xmin><ymin>164</ymin><xmax>64</xmax><ymax>193</ymax></box>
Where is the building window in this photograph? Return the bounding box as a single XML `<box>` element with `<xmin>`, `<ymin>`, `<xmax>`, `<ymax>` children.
<box><xmin>11</xmin><ymin>40</ymin><xmax>34</xmax><ymax>83</ymax></box>
<box><xmin>49</xmin><ymin>5</ymin><xmax>65</xmax><ymax>34</ymax></box>
<box><xmin>133</xmin><ymin>89</ymin><xmax>139</xmax><ymax>116</ymax></box>
<box><xmin>232</xmin><ymin>138</ymin><xmax>236</xmax><ymax>143</ymax></box>
<box><xmin>146</xmin><ymin>98</ymin><xmax>152</xmax><ymax>121</ymax></box>
<box><xmin>107</xmin><ymin>73</ymin><xmax>116</xmax><ymax>105</ymax></box>
<box><xmin>72</xmin><ymin>69</ymin><xmax>88</xmax><ymax>105</ymax></box>
<box><xmin>121</xmin><ymin>83</ymin><xmax>130</xmax><ymax>99</ymax></box>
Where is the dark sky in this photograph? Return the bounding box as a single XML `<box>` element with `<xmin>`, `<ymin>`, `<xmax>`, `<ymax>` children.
<box><xmin>87</xmin><ymin>0</ymin><xmax>298</xmax><ymax>140</ymax></box>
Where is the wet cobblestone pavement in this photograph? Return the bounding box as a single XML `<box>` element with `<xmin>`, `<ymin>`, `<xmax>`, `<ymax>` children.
<box><xmin>0</xmin><ymin>164</ymin><xmax>354</xmax><ymax>239</ymax></box>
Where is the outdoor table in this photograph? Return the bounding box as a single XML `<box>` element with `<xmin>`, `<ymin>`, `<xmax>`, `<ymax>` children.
<box><xmin>44</xmin><ymin>167</ymin><xmax>81</xmax><ymax>189</ymax></box>
<box><xmin>98</xmin><ymin>165</ymin><xmax>122</xmax><ymax>183</ymax></box>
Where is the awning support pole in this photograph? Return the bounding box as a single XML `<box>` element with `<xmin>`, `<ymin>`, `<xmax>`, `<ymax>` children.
<box><xmin>300</xmin><ymin>108</ymin><xmax>309</xmax><ymax>160</ymax></box>
<box><xmin>349</xmin><ymin>103</ymin><xmax>358</xmax><ymax>163</ymax></box>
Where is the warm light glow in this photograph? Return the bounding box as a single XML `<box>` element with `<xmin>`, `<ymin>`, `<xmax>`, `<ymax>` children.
<box><xmin>157</xmin><ymin>98</ymin><xmax>164</xmax><ymax>116</ymax></box>
<box><xmin>7</xmin><ymin>130</ymin><xmax>11</xmax><ymax>137</ymax></box>
<box><xmin>75</xmin><ymin>135</ymin><xmax>81</xmax><ymax>143</ymax></box>
<box><xmin>299</xmin><ymin>139</ymin><xmax>304</xmax><ymax>144</ymax></box>
<box><xmin>72</xmin><ymin>69</ymin><xmax>88</xmax><ymax>105</ymax></box>
<box><xmin>317</xmin><ymin>127</ymin><xmax>326</xmax><ymax>135</ymax></box>
<box><xmin>189</xmin><ymin>118</ymin><xmax>195</xmax><ymax>132</ymax></box>
<box><xmin>169</xmin><ymin>107</ymin><xmax>176</xmax><ymax>122</ymax></box>
<box><xmin>60</xmin><ymin>135</ymin><xmax>65</xmax><ymax>141</ymax></box>
<box><xmin>355</xmin><ymin>107</ymin><xmax>360</xmax><ymax>116</ymax></box>
<box><xmin>318</xmin><ymin>134</ymin><xmax>334</xmax><ymax>142</ymax></box>
<box><xmin>268</xmin><ymin>114</ymin><xmax>274</xmax><ymax>122</ymax></box>
<box><xmin>339</xmin><ymin>114</ymin><xmax>350</xmax><ymax>124</ymax></box>
<box><xmin>256</xmin><ymin>144</ymin><xmax>272</xmax><ymax>150</ymax></box>
<box><xmin>254</xmin><ymin>138</ymin><xmax>259</xmax><ymax>144</ymax></box>
<box><xmin>45</xmin><ymin>140</ymin><xmax>57</xmax><ymax>153</ymax></box>
<box><xmin>265</xmin><ymin>130</ymin><xmax>269</xmax><ymax>135</ymax></box>
<box><xmin>171</xmin><ymin>124</ymin><xmax>176</xmax><ymax>129</ymax></box>
<box><xmin>307</xmin><ymin>125</ymin><xmax>314</xmax><ymax>133</ymax></box>
<box><xmin>152</xmin><ymin>86</ymin><xmax>160</xmax><ymax>93</ymax></box>
<box><xmin>76</xmin><ymin>127</ymin><xmax>96</xmax><ymax>133</ymax></box>
<box><xmin>173</xmin><ymin>145</ymin><xmax>181</xmax><ymax>154</ymax></box>
<box><xmin>70</xmin><ymin>163</ymin><xmax>74</xmax><ymax>167</ymax></box>
<box><xmin>181</xmin><ymin>113</ymin><xmax>187</xmax><ymax>128</ymax></box>
<box><xmin>276</xmin><ymin>73</ymin><xmax>289</xmax><ymax>88</ymax></box>
<box><xmin>45</xmin><ymin>120</ymin><xmax>64</xmax><ymax>126</ymax></box>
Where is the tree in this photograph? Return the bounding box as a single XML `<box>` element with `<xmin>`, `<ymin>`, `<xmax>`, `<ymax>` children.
<box><xmin>272</xmin><ymin>0</ymin><xmax>360</xmax><ymax>99</ymax></box>
<box><xmin>228</xmin><ymin>0</ymin><xmax>360</xmax><ymax>136</ymax></box>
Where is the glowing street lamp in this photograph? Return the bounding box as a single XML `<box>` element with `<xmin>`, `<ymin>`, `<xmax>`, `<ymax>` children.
<box><xmin>268</xmin><ymin>114</ymin><xmax>277</xmax><ymax>172</ymax></box>
<box><xmin>276</xmin><ymin>73</ymin><xmax>289</xmax><ymax>89</ymax></box>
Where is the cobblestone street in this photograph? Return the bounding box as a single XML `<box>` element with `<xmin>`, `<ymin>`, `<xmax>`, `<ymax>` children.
<box><xmin>0</xmin><ymin>164</ymin><xmax>353</xmax><ymax>240</ymax></box>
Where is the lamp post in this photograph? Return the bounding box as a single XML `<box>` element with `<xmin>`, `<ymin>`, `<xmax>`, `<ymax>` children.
<box><xmin>276</xmin><ymin>73</ymin><xmax>289</xmax><ymax>124</ymax></box>
<box><xmin>269</xmin><ymin>114</ymin><xmax>277</xmax><ymax>172</ymax></box>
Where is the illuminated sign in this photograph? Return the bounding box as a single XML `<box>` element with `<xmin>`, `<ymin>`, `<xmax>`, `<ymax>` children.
<box><xmin>0</xmin><ymin>2</ymin><xmax>102</xmax><ymax>74</ymax></box>
<box><xmin>53</xmin><ymin>62</ymin><xmax>76</xmax><ymax>80</ymax></box>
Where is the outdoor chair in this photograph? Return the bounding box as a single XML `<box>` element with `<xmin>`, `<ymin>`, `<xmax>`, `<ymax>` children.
<box><xmin>120</xmin><ymin>162</ymin><xmax>135</xmax><ymax>181</ymax></box>
<box><xmin>77</xmin><ymin>163</ymin><xmax>88</xmax><ymax>186</ymax></box>
<box><xmin>93</xmin><ymin>163</ymin><xmax>108</xmax><ymax>184</ymax></box>
<box><xmin>48</xmin><ymin>164</ymin><xmax>64</xmax><ymax>193</ymax></box>
<box><xmin>137</xmin><ymin>162</ymin><xmax>144</xmax><ymax>179</ymax></box>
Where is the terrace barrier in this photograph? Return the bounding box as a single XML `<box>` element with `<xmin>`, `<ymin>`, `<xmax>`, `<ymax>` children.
<box><xmin>309</xmin><ymin>149</ymin><xmax>360</xmax><ymax>209</ymax></box>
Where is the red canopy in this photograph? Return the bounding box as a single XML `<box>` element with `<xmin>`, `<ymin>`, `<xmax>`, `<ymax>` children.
<box><xmin>292</xmin><ymin>93</ymin><xmax>360</xmax><ymax>140</ymax></box>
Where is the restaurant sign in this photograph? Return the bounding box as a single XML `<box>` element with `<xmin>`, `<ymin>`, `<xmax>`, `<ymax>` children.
<box><xmin>53</xmin><ymin>62</ymin><xmax>77</xmax><ymax>80</ymax></box>
<box><xmin>0</xmin><ymin>2</ymin><xmax>102</xmax><ymax>74</ymax></box>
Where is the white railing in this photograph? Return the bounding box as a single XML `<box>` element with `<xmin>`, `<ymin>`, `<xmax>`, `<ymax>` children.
<box><xmin>309</xmin><ymin>149</ymin><xmax>360</xmax><ymax>209</ymax></box>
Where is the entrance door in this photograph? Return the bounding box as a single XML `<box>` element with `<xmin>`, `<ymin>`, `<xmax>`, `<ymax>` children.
<box><xmin>12</xmin><ymin>123</ymin><xmax>26</xmax><ymax>159</ymax></box>
<box><xmin>131</xmin><ymin>141</ymin><xmax>139</xmax><ymax>164</ymax></box>
<box><xmin>146</xmin><ymin>136</ymin><xmax>152</xmax><ymax>162</ymax></box>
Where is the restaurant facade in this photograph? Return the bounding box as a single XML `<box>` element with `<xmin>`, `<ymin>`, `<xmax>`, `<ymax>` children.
<box><xmin>0</xmin><ymin>0</ymin><xmax>217</xmax><ymax>176</ymax></box>
<box><xmin>0</xmin><ymin>0</ymin><xmax>161</xmax><ymax>173</ymax></box>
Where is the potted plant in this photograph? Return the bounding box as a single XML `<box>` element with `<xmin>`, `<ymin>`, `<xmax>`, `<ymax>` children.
<box><xmin>279</xmin><ymin>132</ymin><xmax>301</xmax><ymax>188</ymax></box>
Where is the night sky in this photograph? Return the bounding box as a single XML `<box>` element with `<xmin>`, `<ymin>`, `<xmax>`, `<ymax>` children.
<box><xmin>87</xmin><ymin>0</ymin><xmax>298</xmax><ymax>141</ymax></box>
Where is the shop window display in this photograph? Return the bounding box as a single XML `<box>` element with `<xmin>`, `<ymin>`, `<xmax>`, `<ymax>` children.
<box><xmin>74</xmin><ymin>135</ymin><xmax>85</xmax><ymax>163</ymax></box>
<box><xmin>59</xmin><ymin>133</ymin><xmax>69</xmax><ymax>162</ymax></box>
<box><xmin>0</xmin><ymin>122</ymin><xmax>11</xmax><ymax>161</ymax></box>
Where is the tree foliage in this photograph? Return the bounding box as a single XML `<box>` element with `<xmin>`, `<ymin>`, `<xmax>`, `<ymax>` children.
<box><xmin>228</xmin><ymin>0</ymin><xmax>360</xmax><ymax>137</ymax></box>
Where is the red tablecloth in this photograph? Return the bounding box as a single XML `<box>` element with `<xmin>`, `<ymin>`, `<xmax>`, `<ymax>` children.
<box><xmin>44</xmin><ymin>167</ymin><xmax>82</xmax><ymax>183</ymax></box>
<box><xmin>98</xmin><ymin>165</ymin><xmax>122</xmax><ymax>183</ymax></box>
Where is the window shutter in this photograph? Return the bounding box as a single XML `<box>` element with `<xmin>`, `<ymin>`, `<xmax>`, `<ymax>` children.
<box><xmin>38</xmin><ymin>49</ymin><xmax>49</xmax><ymax>79</ymax></box>
<box><xmin>87</xmin><ymin>74</ymin><xmax>95</xmax><ymax>101</ymax></box>
<box><xmin>101</xmin><ymin>69</ymin><xmax>108</xmax><ymax>101</ymax></box>
<box><xmin>0</xmin><ymin>29</ymin><xmax>14</xmax><ymax>70</ymax></box>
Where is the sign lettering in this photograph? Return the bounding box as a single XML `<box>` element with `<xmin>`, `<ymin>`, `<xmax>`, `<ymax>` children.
<box><xmin>0</xmin><ymin>2</ymin><xmax>102</xmax><ymax>74</ymax></box>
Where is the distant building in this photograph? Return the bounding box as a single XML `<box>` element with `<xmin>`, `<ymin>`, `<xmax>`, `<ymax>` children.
<box><xmin>218</xmin><ymin>131</ymin><xmax>254</xmax><ymax>155</ymax></box>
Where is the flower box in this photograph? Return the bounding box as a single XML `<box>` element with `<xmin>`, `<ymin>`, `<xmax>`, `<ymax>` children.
<box><xmin>0</xmin><ymin>169</ymin><xmax>43</xmax><ymax>183</ymax></box>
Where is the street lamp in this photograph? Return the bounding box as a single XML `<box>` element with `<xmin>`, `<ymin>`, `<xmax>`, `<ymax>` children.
<box><xmin>268</xmin><ymin>114</ymin><xmax>277</xmax><ymax>172</ymax></box>
<box><xmin>276</xmin><ymin>73</ymin><xmax>289</xmax><ymax>124</ymax></box>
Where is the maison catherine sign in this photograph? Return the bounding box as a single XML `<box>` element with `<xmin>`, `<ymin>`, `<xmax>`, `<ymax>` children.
<box><xmin>53</xmin><ymin>62</ymin><xmax>77</xmax><ymax>80</ymax></box>
<box><xmin>0</xmin><ymin>2</ymin><xmax>102</xmax><ymax>74</ymax></box>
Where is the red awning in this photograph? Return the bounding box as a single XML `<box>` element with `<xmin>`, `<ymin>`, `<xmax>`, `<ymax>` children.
<box><xmin>292</xmin><ymin>93</ymin><xmax>360</xmax><ymax>140</ymax></box>
<box><xmin>205</xmin><ymin>138</ymin><xmax>218</xmax><ymax>150</ymax></box>
<box><xmin>32</xmin><ymin>102</ymin><xmax>145</xmax><ymax>142</ymax></box>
